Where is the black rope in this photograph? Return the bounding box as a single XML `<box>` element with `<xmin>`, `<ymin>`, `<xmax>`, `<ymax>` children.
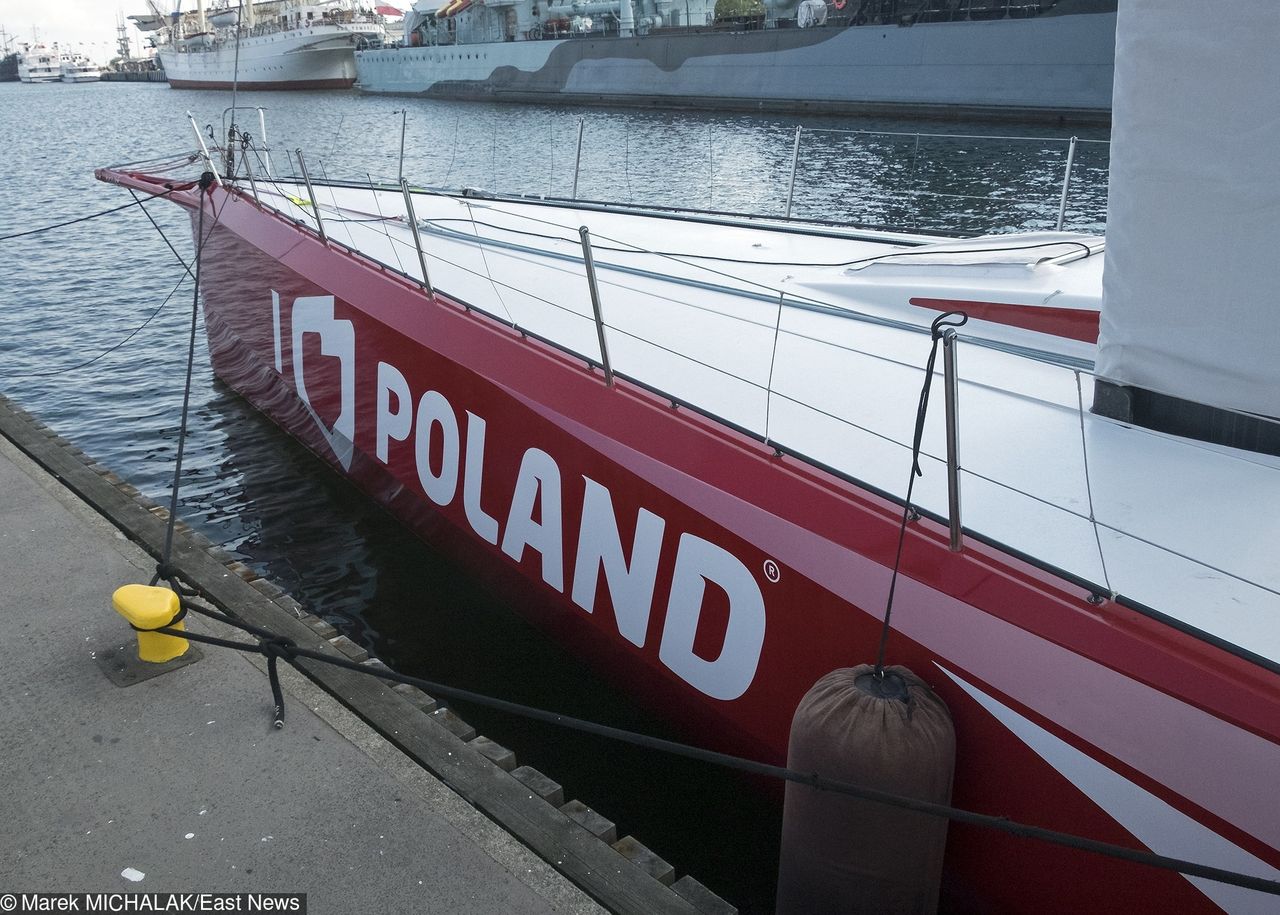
<box><xmin>0</xmin><ymin>186</ymin><xmax>180</xmax><ymax>242</ymax></box>
<box><xmin>262</xmin><ymin>637</ymin><xmax>290</xmax><ymax>729</ymax></box>
<box><xmin>128</xmin><ymin>188</ymin><xmax>194</xmax><ymax>276</ymax></box>
<box><xmin>152</xmin><ymin>173</ymin><xmax>216</xmax><ymax>583</ymax></box>
<box><xmin>126</xmin><ymin>601</ymin><xmax>188</xmax><ymax>631</ymax></box>
<box><xmin>873</xmin><ymin>310</ymin><xmax>968</xmax><ymax>677</ymax></box>
<box><xmin>840</xmin><ymin>237</ymin><xmax>1096</xmax><ymax>269</ymax></box>
<box><xmin>0</xmin><ymin>179</ymin><xmax>211</xmax><ymax>381</ymax></box>
<box><xmin>149</xmin><ymin>595</ymin><xmax>1280</xmax><ymax>899</ymax></box>
<box><xmin>12</xmin><ymin>273</ymin><xmax>191</xmax><ymax>379</ymax></box>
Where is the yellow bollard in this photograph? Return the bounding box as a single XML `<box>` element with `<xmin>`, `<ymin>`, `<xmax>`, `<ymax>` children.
<box><xmin>111</xmin><ymin>584</ymin><xmax>189</xmax><ymax>663</ymax></box>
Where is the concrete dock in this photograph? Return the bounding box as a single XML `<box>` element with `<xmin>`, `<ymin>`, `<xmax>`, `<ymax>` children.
<box><xmin>0</xmin><ymin>431</ymin><xmax>603</xmax><ymax>911</ymax></box>
<box><xmin>0</xmin><ymin>395</ymin><xmax>731</xmax><ymax>914</ymax></box>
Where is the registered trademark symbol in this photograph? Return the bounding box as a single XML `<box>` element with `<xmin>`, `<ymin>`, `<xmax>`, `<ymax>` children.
<box><xmin>763</xmin><ymin>559</ymin><xmax>781</xmax><ymax>583</ymax></box>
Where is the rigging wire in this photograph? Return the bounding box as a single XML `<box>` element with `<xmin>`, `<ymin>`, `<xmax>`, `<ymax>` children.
<box><xmin>462</xmin><ymin>198</ymin><xmax>517</xmax><ymax>325</ymax></box>
<box><xmin>228</xmin><ymin>0</ymin><xmax>244</xmax><ymax>154</ymax></box>
<box><xmin>9</xmin><ymin>273</ymin><xmax>191</xmax><ymax>379</ymax></box>
<box><xmin>366</xmin><ymin>172</ymin><xmax>407</xmax><ymax>275</ymax></box>
<box><xmin>0</xmin><ymin>186</ymin><xmax>182</xmax><ymax>242</ymax></box>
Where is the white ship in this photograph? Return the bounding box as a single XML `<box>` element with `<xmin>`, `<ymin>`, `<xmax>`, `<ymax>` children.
<box><xmin>155</xmin><ymin>0</ymin><xmax>387</xmax><ymax>90</ymax></box>
<box><xmin>17</xmin><ymin>43</ymin><xmax>61</xmax><ymax>83</ymax></box>
<box><xmin>60</xmin><ymin>52</ymin><xmax>102</xmax><ymax>82</ymax></box>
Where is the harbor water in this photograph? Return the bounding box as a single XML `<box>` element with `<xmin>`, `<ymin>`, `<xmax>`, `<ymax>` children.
<box><xmin>0</xmin><ymin>80</ymin><xmax>1108</xmax><ymax>913</ymax></box>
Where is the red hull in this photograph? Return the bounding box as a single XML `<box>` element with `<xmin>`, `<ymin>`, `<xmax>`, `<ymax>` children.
<box><xmin>99</xmin><ymin>173</ymin><xmax>1280</xmax><ymax>912</ymax></box>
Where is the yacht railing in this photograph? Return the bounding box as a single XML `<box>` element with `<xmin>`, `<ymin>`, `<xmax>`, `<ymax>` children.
<box><xmin>198</xmin><ymin>137</ymin><xmax>1276</xmax><ymax>670</ymax></box>
<box><xmin>333</xmin><ymin>116</ymin><xmax>1110</xmax><ymax>237</ymax></box>
<box><xmin>104</xmin><ymin>128</ymin><xmax>1274</xmax><ymax>670</ymax></box>
<box><xmin>784</xmin><ymin>128</ymin><xmax>1109</xmax><ymax>232</ymax></box>
<box><xmin>122</xmin><ymin>123</ymin><xmax>1280</xmax><ymax>667</ymax></box>
<box><xmin>447</xmin><ymin>206</ymin><xmax>1277</xmax><ymax>662</ymax></box>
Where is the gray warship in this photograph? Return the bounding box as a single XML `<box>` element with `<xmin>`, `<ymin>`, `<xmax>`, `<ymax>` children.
<box><xmin>353</xmin><ymin>0</ymin><xmax>1116</xmax><ymax>122</ymax></box>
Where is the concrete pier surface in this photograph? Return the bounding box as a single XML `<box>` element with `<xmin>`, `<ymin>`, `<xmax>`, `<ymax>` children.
<box><xmin>0</xmin><ymin>431</ymin><xmax>603</xmax><ymax>913</ymax></box>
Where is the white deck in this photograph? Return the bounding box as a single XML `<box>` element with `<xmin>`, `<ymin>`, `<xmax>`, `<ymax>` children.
<box><xmin>254</xmin><ymin>179</ymin><xmax>1280</xmax><ymax>666</ymax></box>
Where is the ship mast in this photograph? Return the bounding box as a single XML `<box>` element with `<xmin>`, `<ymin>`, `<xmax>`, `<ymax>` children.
<box><xmin>115</xmin><ymin>15</ymin><xmax>132</xmax><ymax>60</ymax></box>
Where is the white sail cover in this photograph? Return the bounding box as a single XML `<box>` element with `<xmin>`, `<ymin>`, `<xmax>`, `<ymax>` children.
<box><xmin>1096</xmin><ymin>0</ymin><xmax>1280</xmax><ymax>418</ymax></box>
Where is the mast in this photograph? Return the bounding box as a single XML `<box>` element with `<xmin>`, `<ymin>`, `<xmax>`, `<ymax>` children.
<box><xmin>116</xmin><ymin>15</ymin><xmax>132</xmax><ymax>60</ymax></box>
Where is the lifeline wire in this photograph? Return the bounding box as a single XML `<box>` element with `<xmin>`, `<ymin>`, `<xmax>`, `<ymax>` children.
<box><xmin>144</xmin><ymin>594</ymin><xmax>1280</xmax><ymax>899</ymax></box>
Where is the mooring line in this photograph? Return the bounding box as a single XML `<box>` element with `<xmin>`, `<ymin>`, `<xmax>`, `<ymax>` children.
<box><xmin>0</xmin><ymin>185</ymin><xmax>185</xmax><ymax>242</ymax></box>
<box><xmin>143</xmin><ymin>591</ymin><xmax>1280</xmax><ymax>899</ymax></box>
<box><xmin>145</xmin><ymin>172</ymin><xmax>222</xmax><ymax>579</ymax></box>
<box><xmin>3</xmin><ymin>180</ymin><xmax>214</xmax><ymax>379</ymax></box>
<box><xmin>128</xmin><ymin>189</ymin><xmax>194</xmax><ymax>276</ymax></box>
<box><xmin>13</xmin><ymin>273</ymin><xmax>191</xmax><ymax>379</ymax></box>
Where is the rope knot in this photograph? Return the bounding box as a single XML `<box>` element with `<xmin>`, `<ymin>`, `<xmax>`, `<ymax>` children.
<box><xmin>262</xmin><ymin>636</ymin><xmax>297</xmax><ymax>662</ymax></box>
<box><xmin>929</xmin><ymin>309</ymin><xmax>968</xmax><ymax>341</ymax></box>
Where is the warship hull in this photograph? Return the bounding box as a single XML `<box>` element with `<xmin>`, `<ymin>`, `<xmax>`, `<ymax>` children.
<box><xmin>355</xmin><ymin>11</ymin><xmax>1116</xmax><ymax>122</ymax></box>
